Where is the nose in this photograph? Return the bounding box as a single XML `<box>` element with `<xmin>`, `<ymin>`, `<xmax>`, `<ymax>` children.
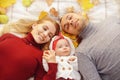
<box><xmin>69</xmin><ymin>19</ymin><xmax>73</xmax><ymax>23</ymax></box>
<box><xmin>43</xmin><ymin>31</ymin><xmax>49</xmax><ymax>38</ymax></box>
<box><xmin>68</xmin><ymin>19</ymin><xmax>73</xmax><ymax>26</ymax></box>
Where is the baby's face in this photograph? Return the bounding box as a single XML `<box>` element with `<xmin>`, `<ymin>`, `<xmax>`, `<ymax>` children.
<box><xmin>55</xmin><ymin>39</ymin><xmax>71</xmax><ymax>56</ymax></box>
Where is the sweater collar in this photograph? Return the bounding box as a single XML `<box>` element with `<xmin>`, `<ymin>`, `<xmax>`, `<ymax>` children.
<box><xmin>22</xmin><ymin>33</ymin><xmax>41</xmax><ymax>48</ymax></box>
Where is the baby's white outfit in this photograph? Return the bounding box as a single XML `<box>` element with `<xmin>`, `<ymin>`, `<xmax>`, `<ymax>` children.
<box><xmin>56</xmin><ymin>56</ymin><xmax>80</xmax><ymax>80</ymax></box>
<box><xmin>43</xmin><ymin>55</ymin><xmax>81</xmax><ymax>80</ymax></box>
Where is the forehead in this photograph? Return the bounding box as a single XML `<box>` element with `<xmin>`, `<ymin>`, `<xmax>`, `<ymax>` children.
<box><xmin>44</xmin><ymin>21</ymin><xmax>56</xmax><ymax>34</ymax></box>
<box><xmin>62</xmin><ymin>13</ymin><xmax>77</xmax><ymax>19</ymax></box>
<box><xmin>57</xmin><ymin>39</ymin><xmax>69</xmax><ymax>45</ymax></box>
<box><xmin>62</xmin><ymin>13</ymin><xmax>71</xmax><ymax>20</ymax></box>
<box><xmin>61</xmin><ymin>13</ymin><xmax>78</xmax><ymax>25</ymax></box>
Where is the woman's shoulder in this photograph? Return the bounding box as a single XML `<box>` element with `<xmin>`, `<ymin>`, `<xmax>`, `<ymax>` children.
<box><xmin>0</xmin><ymin>33</ymin><xmax>20</xmax><ymax>42</ymax></box>
<box><xmin>0</xmin><ymin>33</ymin><xmax>19</xmax><ymax>39</ymax></box>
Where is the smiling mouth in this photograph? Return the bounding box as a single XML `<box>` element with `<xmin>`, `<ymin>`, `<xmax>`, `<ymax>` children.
<box><xmin>63</xmin><ymin>50</ymin><xmax>69</xmax><ymax>53</ymax></box>
<box><xmin>38</xmin><ymin>35</ymin><xmax>44</xmax><ymax>41</ymax></box>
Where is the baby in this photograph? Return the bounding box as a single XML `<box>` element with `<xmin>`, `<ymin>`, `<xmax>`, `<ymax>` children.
<box><xmin>43</xmin><ymin>35</ymin><xmax>81</xmax><ymax>80</ymax></box>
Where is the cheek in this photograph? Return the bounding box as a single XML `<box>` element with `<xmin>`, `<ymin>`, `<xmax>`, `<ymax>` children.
<box><xmin>46</xmin><ymin>35</ymin><xmax>51</xmax><ymax>40</ymax></box>
<box><xmin>55</xmin><ymin>49</ymin><xmax>61</xmax><ymax>54</ymax></box>
<box><xmin>55</xmin><ymin>48</ymin><xmax>59</xmax><ymax>53</ymax></box>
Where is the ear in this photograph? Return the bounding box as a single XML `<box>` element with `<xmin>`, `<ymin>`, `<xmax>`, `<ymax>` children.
<box><xmin>32</xmin><ymin>23</ymin><xmax>37</xmax><ymax>29</ymax></box>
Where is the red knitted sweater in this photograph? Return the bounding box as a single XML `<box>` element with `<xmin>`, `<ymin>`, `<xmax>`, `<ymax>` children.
<box><xmin>0</xmin><ymin>33</ymin><xmax>57</xmax><ymax>80</ymax></box>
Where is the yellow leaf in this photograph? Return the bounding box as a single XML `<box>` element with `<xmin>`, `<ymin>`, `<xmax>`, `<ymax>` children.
<box><xmin>0</xmin><ymin>0</ymin><xmax>16</xmax><ymax>8</ymax></box>
<box><xmin>77</xmin><ymin>0</ymin><xmax>94</xmax><ymax>11</ymax></box>
<box><xmin>0</xmin><ymin>14</ymin><xmax>9</xmax><ymax>24</ymax></box>
<box><xmin>22</xmin><ymin>0</ymin><xmax>33</xmax><ymax>7</ymax></box>
<box><xmin>39</xmin><ymin>11</ymin><xmax>48</xmax><ymax>20</ymax></box>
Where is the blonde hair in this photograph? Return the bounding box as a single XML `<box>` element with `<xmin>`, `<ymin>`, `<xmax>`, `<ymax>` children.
<box><xmin>1</xmin><ymin>16</ymin><xmax>60</xmax><ymax>37</ymax></box>
<box><xmin>0</xmin><ymin>16</ymin><xmax>60</xmax><ymax>50</ymax></box>
<box><xmin>0</xmin><ymin>19</ymin><xmax>35</xmax><ymax>37</ymax></box>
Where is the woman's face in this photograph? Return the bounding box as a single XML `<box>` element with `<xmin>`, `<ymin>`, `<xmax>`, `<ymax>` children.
<box><xmin>61</xmin><ymin>13</ymin><xmax>84</xmax><ymax>35</ymax></box>
<box><xmin>31</xmin><ymin>21</ymin><xmax>56</xmax><ymax>44</ymax></box>
<box><xmin>55</xmin><ymin>39</ymin><xmax>71</xmax><ymax>56</ymax></box>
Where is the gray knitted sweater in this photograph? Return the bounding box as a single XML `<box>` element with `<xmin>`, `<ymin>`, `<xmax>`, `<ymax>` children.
<box><xmin>76</xmin><ymin>17</ymin><xmax>120</xmax><ymax>80</ymax></box>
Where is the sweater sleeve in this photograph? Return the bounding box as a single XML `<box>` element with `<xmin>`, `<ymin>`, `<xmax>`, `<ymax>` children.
<box><xmin>35</xmin><ymin>63</ymin><xmax>58</xmax><ymax>80</ymax></box>
<box><xmin>43</xmin><ymin>63</ymin><xmax>57</xmax><ymax>80</ymax></box>
<box><xmin>76</xmin><ymin>53</ymin><xmax>102</xmax><ymax>80</ymax></box>
<box><xmin>68</xmin><ymin>56</ymin><xmax>78</xmax><ymax>71</ymax></box>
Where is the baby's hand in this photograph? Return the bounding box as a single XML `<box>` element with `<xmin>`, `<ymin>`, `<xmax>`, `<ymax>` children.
<box><xmin>68</xmin><ymin>56</ymin><xmax>77</xmax><ymax>62</ymax></box>
<box><xmin>43</xmin><ymin>50</ymin><xmax>56</xmax><ymax>63</ymax></box>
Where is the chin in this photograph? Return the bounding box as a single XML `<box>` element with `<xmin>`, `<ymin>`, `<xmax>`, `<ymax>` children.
<box><xmin>65</xmin><ymin>54</ymin><xmax>70</xmax><ymax>56</ymax></box>
<box><xmin>35</xmin><ymin>39</ymin><xmax>42</xmax><ymax>44</ymax></box>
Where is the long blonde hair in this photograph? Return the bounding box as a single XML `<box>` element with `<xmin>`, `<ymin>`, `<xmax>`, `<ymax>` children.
<box><xmin>0</xmin><ymin>16</ymin><xmax>60</xmax><ymax>37</ymax></box>
<box><xmin>0</xmin><ymin>19</ymin><xmax>35</xmax><ymax>37</ymax></box>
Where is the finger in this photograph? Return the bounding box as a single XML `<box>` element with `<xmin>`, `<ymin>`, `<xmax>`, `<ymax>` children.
<box><xmin>43</xmin><ymin>55</ymin><xmax>48</xmax><ymax>59</ymax></box>
<box><xmin>43</xmin><ymin>54</ymin><xmax>49</xmax><ymax>57</ymax></box>
<box><xmin>50</xmin><ymin>50</ymin><xmax>55</xmax><ymax>55</ymax></box>
<box><xmin>43</xmin><ymin>55</ymin><xmax>49</xmax><ymax>60</ymax></box>
<box><xmin>44</xmin><ymin>51</ymin><xmax>50</xmax><ymax>56</ymax></box>
<box><xmin>44</xmin><ymin>50</ymin><xmax>49</xmax><ymax>54</ymax></box>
